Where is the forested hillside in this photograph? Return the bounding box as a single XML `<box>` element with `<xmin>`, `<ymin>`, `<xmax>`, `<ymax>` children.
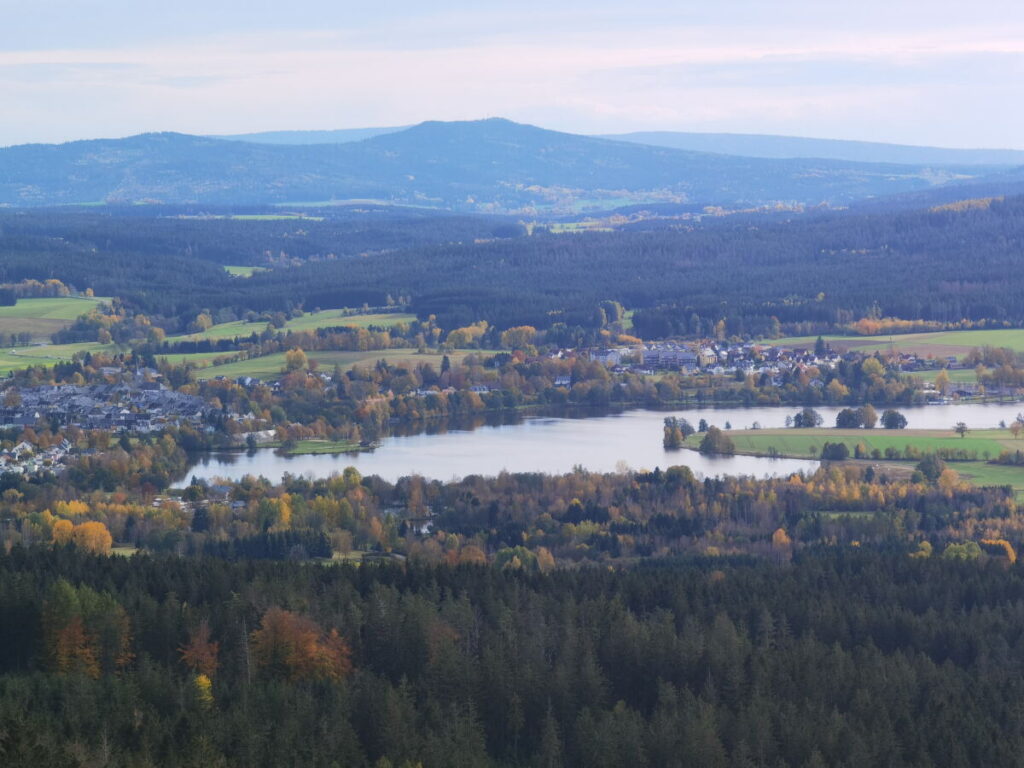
<box><xmin>1</xmin><ymin>547</ymin><xmax>1023</xmax><ymax>767</ymax></box>
<box><xmin>2</xmin><ymin>194</ymin><xmax>1021</xmax><ymax>337</ymax></box>
<box><xmin>0</xmin><ymin>119</ymin><xmax>995</xmax><ymax>210</ymax></box>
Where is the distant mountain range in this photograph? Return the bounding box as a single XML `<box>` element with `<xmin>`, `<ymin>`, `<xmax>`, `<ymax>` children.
<box><xmin>213</xmin><ymin>126</ymin><xmax>407</xmax><ymax>145</ymax></box>
<box><xmin>214</xmin><ymin>125</ymin><xmax>1024</xmax><ymax>167</ymax></box>
<box><xmin>1</xmin><ymin>118</ymin><xmax>1018</xmax><ymax>212</ymax></box>
<box><xmin>598</xmin><ymin>132</ymin><xmax>1024</xmax><ymax>167</ymax></box>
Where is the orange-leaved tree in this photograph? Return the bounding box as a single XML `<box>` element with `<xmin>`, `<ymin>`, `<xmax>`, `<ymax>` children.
<box><xmin>41</xmin><ymin>579</ymin><xmax>132</xmax><ymax>678</ymax></box>
<box><xmin>180</xmin><ymin>620</ymin><xmax>220</xmax><ymax>678</ymax></box>
<box><xmin>250</xmin><ymin>607</ymin><xmax>351</xmax><ymax>683</ymax></box>
<box><xmin>71</xmin><ymin>520</ymin><xmax>113</xmax><ymax>555</ymax></box>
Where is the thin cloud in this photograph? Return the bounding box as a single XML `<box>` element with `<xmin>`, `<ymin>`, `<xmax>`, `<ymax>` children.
<box><xmin>1</xmin><ymin>22</ymin><xmax>1022</xmax><ymax>147</ymax></box>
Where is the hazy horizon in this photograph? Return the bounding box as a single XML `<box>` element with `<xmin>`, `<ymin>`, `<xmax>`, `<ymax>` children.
<box><xmin>4</xmin><ymin>118</ymin><xmax>1024</xmax><ymax>153</ymax></box>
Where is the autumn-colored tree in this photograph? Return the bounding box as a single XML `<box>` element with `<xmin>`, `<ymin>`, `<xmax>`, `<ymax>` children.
<box><xmin>459</xmin><ymin>544</ymin><xmax>487</xmax><ymax>566</ymax></box>
<box><xmin>51</xmin><ymin>518</ymin><xmax>74</xmax><ymax>545</ymax></box>
<box><xmin>284</xmin><ymin>347</ymin><xmax>308</xmax><ymax>371</ymax></box>
<box><xmin>937</xmin><ymin>468</ymin><xmax>961</xmax><ymax>494</ymax></box>
<box><xmin>41</xmin><ymin>580</ymin><xmax>132</xmax><ymax>678</ymax></box>
<box><xmin>180</xmin><ymin>621</ymin><xmax>220</xmax><ymax>678</ymax></box>
<box><xmin>49</xmin><ymin>615</ymin><xmax>101</xmax><ymax>679</ymax></box>
<box><xmin>54</xmin><ymin>499</ymin><xmax>89</xmax><ymax>517</ymax></box>
<box><xmin>71</xmin><ymin>520</ymin><xmax>113</xmax><ymax>555</ymax></box>
<box><xmin>536</xmin><ymin>546</ymin><xmax>556</xmax><ymax>573</ymax></box>
<box><xmin>935</xmin><ymin>369</ymin><xmax>951</xmax><ymax>395</ymax></box>
<box><xmin>981</xmin><ymin>538</ymin><xmax>1017</xmax><ymax>564</ymax></box>
<box><xmin>251</xmin><ymin>607</ymin><xmax>351</xmax><ymax>683</ymax></box>
<box><xmin>500</xmin><ymin>325</ymin><xmax>537</xmax><ymax>351</ymax></box>
<box><xmin>859</xmin><ymin>404</ymin><xmax>878</xmax><ymax>429</ymax></box>
<box><xmin>193</xmin><ymin>673</ymin><xmax>215</xmax><ymax>708</ymax></box>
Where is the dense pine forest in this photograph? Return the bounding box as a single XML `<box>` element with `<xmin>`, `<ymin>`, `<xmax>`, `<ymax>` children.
<box><xmin>1</xmin><ymin>196</ymin><xmax>1023</xmax><ymax>335</ymax></box>
<box><xmin>2</xmin><ymin>547</ymin><xmax>1024</xmax><ymax>767</ymax></box>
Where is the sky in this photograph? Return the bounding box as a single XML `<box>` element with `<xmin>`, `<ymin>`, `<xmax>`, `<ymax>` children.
<box><xmin>2</xmin><ymin>0</ymin><xmax>1023</xmax><ymax>148</ymax></box>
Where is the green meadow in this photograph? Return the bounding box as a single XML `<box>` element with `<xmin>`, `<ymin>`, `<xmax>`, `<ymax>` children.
<box><xmin>720</xmin><ymin>427</ymin><xmax>1018</xmax><ymax>460</ymax></box>
<box><xmin>0</xmin><ymin>341</ymin><xmax>121</xmax><ymax>375</ymax></box>
<box><xmin>957</xmin><ymin>462</ymin><xmax>1024</xmax><ymax>498</ymax></box>
<box><xmin>702</xmin><ymin>426</ymin><xmax>1024</xmax><ymax>497</ymax></box>
<box><xmin>0</xmin><ymin>296</ymin><xmax>112</xmax><ymax>341</ymax></box>
<box><xmin>192</xmin><ymin>348</ymin><xmax>488</xmax><ymax>380</ymax></box>
<box><xmin>223</xmin><ymin>265</ymin><xmax>269</xmax><ymax>277</ymax></box>
<box><xmin>167</xmin><ymin>310</ymin><xmax>418</xmax><ymax>344</ymax></box>
<box><xmin>769</xmin><ymin>329</ymin><xmax>1024</xmax><ymax>357</ymax></box>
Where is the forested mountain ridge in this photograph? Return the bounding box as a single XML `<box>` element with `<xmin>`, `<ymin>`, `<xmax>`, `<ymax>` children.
<box><xmin>603</xmin><ymin>130</ymin><xmax>1024</xmax><ymax>166</ymax></box>
<box><xmin>214</xmin><ymin>123</ymin><xmax>1024</xmax><ymax>166</ymax></box>
<box><xmin>213</xmin><ymin>125</ymin><xmax>407</xmax><ymax>144</ymax></box>
<box><xmin>0</xmin><ymin>118</ymin><xmax>1000</xmax><ymax>211</ymax></box>
<box><xmin>2</xmin><ymin>194</ymin><xmax>1023</xmax><ymax>335</ymax></box>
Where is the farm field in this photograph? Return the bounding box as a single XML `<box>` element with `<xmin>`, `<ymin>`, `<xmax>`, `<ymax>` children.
<box><xmin>193</xmin><ymin>348</ymin><xmax>491</xmax><ymax>380</ymax></box>
<box><xmin>769</xmin><ymin>329</ymin><xmax>1024</xmax><ymax>357</ymax></box>
<box><xmin>168</xmin><ymin>310</ymin><xmax>418</xmax><ymax>343</ymax></box>
<box><xmin>223</xmin><ymin>265</ymin><xmax>269</xmax><ymax>277</ymax></box>
<box><xmin>957</xmin><ymin>462</ymin><xmax>1024</xmax><ymax>498</ymax></box>
<box><xmin>0</xmin><ymin>341</ymin><xmax>120</xmax><ymax>375</ymax></box>
<box><xmin>719</xmin><ymin>427</ymin><xmax>1018</xmax><ymax>460</ymax></box>
<box><xmin>156</xmin><ymin>351</ymin><xmax>233</xmax><ymax>367</ymax></box>
<box><xmin>0</xmin><ymin>296</ymin><xmax>112</xmax><ymax>340</ymax></box>
<box><xmin>283</xmin><ymin>439</ymin><xmax>363</xmax><ymax>455</ymax></box>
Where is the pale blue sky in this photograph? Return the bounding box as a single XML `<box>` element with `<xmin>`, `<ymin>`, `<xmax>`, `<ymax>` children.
<box><xmin>2</xmin><ymin>0</ymin><xmax>1022</xmax><ymax>147</ymax></box>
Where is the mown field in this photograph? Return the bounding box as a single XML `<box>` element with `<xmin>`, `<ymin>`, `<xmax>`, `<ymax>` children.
<box><xmin>722</xmin><ymin>427</ymin><xmax>1019</xmax><ymax>460</ymax></box>
<box><xmin>713</xmin><ymin>426</ymin><xmax>1024</xmax><ymax>497</ymax></box>
<box><xmin>957</xmin><ymin>462</ymin><xmax>1024</xmax><ymax>498</ymax></box>
<box><xmin>0</xmin><ymin>341</ymin><xmax>120</xmax><ymax>375</ymax></box>
<box><xmin>223</xmin><ymin>265</ymin><xmax>269</xmax><ymax>277</ymax></box>
<box><xmin>770</xmin><ymin>329</ymin><xmax>1024</xmax><ymax>357</ymax></box>
<box><xmin>192</xmin><ymin>347</ymin><xmax>491</xmax><ymax>380</ymax></box>
<box><xmin>168</xmin><ymin>310</ymin><xmax>418</xmax><ymax>343</ymax></box>
<box><xmin>0</xmin><ymin>296</ymin><xmax>112</xmax><ymax>341</ymax></box>
<box><xmin>283</xmin><ymin>439</ymin><xmax>363</xmax><ymax>455</ymax></box>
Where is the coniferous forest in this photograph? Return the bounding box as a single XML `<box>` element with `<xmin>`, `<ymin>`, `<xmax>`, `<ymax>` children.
<box><xmin>1</xmin><ymin>196</ymin><xmax>1023</xmax><ymax>335</ymax></box>
<box><xmin>3</xmin><ymin>546</ymin><xmax>1024</xmax><ymax>768</ymax></box>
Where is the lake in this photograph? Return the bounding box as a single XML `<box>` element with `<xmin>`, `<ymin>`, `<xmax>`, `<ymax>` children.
<box><xmin>176</xmin><ymin>401</ymin><xmax>1024</xmax><ymax>485</ymax></box>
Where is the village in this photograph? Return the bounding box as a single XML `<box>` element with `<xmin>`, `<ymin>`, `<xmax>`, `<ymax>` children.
<box><xmin>586</xmin><ymin>339</ymin><xmax>1020</xmax><ymax>397</ymax></box>
<box><xmin>0</xmin><ymin>377</ymin><xmax>211</xmax><ymax>434</ymax></box>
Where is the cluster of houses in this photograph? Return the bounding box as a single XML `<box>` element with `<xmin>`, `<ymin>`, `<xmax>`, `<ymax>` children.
<box><xmin>0</xmin><ymin>380</ymin><xmax>211</xmax><ymax>433</ymax></box>
<box><xmin>0</xmin><ymin>438</ymin><xmax>73</xmax><ymax>476</ymax></box>
<box><xmin>590</xmin><ymin>341</ymin><xmax>845</xmax><ymax>377</ymax></box>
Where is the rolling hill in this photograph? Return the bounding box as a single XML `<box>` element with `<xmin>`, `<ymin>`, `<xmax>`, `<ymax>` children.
<box><xmin>600</xmin><ymin>131</ymin><xmax>1024</xmax><ymax>167</ymax></box>
<box><xmin>0</xmin><ymin>118</ymin><xmax>1003</xmax><ymax>212</ymax></box>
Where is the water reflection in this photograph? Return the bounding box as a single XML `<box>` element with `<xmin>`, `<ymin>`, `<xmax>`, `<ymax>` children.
<box><xmin>177</xmin><ymin>401</ymin><xmax>1023</xmax><ymax>485</ymax></box>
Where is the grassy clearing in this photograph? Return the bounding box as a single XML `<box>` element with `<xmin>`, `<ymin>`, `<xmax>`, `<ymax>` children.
<box><xmin>167</xmin><ymin>311</ymin><xmax>418</xmax><ymax>344</ymax></box>
<box><xmin>157</xmin><ymin>351</ymin><xmax>236</xmax><ymax>368</ymax></box>
<box><xmin>956</xmin><ymin>462</ymin><xmax>1024</xmax><ymax>498</ymax></box>
<box><xmin>0</xmin><ymin>296</ymin><xmax>113</xmax><ymax>340</ymax></box>
<box><xmin>769</xmin><ymin>329</ymin><xmax>1024</xmax><ymax>357</ymax></box>
<box><xmin>283</xmin><ymin>439</ymin><xmax>363</xmax><ymax>455</ymax></box>
<box><xmin>720</xmin><ymin>427</ymin><xmax>1016</xmax><ymax>460</ymax></box>
<box><xmin>223</xmin><ymin>265</ymin><xmax>269</xmax><ymax>277</ymax></box>
<box><xmin>0</xmin><ymin>341</ymin><xmax>121</xmax><ymax>375</ymax></box>
<box><xmin>194</xmin><ymin>348</ymin><xmax>489</xmax><ymax>380</ymax></box>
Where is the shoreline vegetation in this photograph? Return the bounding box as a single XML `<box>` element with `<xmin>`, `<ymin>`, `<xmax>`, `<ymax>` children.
<box><xmin>676</xmin><ymin>425</ymin><xmax>1024</xmax><ymax>497</ymax></box>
